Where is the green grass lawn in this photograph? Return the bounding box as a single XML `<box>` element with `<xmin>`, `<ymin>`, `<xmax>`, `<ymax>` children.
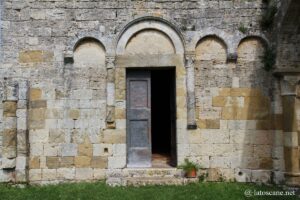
<box><xmin>0</xmin><ymin>181</ymin><xmax>298</xmax><ymax>200</ymax></box>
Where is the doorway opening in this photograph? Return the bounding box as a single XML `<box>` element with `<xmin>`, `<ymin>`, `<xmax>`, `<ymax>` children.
<box><xmin>126</xmin><ymin>68</ymin><xmax>176</xmax><ymax>168</ymax></box>
<box><xmin>151</xmin><ymin>69</ymin><xmax>176</xmax><ymax>167</ymax></box>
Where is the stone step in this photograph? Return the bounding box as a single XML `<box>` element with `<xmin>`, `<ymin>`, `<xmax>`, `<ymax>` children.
<box><xmin>125</xmin><ymin>177</ymin><xmax>198</xmax><ymax>186</ymax></box>
<box><xmin>123</xmin><ymin>168</ymin><xmax>183</xmax><ymax>178</ymax></box>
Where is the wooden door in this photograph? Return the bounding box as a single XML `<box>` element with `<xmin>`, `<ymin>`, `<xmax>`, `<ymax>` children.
<box><xmin>126</xmin><ymin>70</ymin><xmax>152</xmax><ymax>168</ymax></box>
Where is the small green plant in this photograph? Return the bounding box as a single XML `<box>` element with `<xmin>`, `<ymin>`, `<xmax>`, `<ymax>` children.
<box><xmin>238</xmin><ymin>24</ymin><xmax>248</xmax><ymax>34</ymax></box>
<box><xmin>178</xmin><ymin>158</ymin><xmax>200</xmax><ymax>173</ymax></box>
<box><xmin>261</xmin><ymin>0</ymin><xmax>278</xmax><ymax>30</ymax></box>
<box><xmin>262</xmin><ymin>47</ymin><xmax>276</xmax><ymax>71</ymax></box>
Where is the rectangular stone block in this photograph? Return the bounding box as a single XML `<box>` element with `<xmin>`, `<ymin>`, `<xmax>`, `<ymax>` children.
<box><xmin>29</xmin><ymin>156</ymin><xmax>40</xmax><ymax>169</ymax></box>
<box><xmin>46</xmin><ymin>157</ymin><xmax>60</xmax><ymax>169</ymax></box>
<box><xmin>29</xmin><ymin>169</ymin><xmax>42</xmax><ymax>181</ymax></box>
<box><xmin>75</xmin><ymin>156</ymin><xmax>91</xmax><ymax>168</ymax></box>
<box><xmin>102</xmin><ymin>130</ymin><xmax>126</xmax><ymax>144</ymax></box>
<box><xmin>16</xmin><ymin>156</ymin><xmax>27</xmax><ymax>170</ymax></box>
<box><xmin>76</xmin><ymin>168</ymin><xmax>93</xmax><ymax>180</ymax></box>
<box><xmin>60</xmin><ymin>157</ymin><xmax>74</xmax><ymax>168</ymax></box>
<box><xmin>113</xmin><ymin>144</ymin><xmax>126</xmax><ymax>156</ymax></box>
<box><xmin>60</xmin><ymin>144</ymin><xmax>77</xmax><ymax>156</ymax></box>
<box><xmin>49</xmin><ymin>129</ymin><xmax>66</xmax><ymax>143</ymax></box>
<box><xmin>30</xmin><ymin>100</ymin><xmax>47</xmax><ymax>109</ymax></box>
<box><xmin>1</xmin><ymin>158</ymin><xmax>16</xmax><ymax>169</ymax></box>
<box><xmin>19</xmin><ymin>50</ymin><xmax>54</xmax><ymax>63</ymax></box>
<box><xmin>108</xmin><ymin>156</ymin><xmax>126</xmax><ymax>169</ymax></box>
<box><xmin>29</xmin><ymin>129</ymin><xmax>49</xmax><ymax>144</ymax></box>
<box><xmin>3</xmin><ymin>101</ymin><xmax>17</xmax><ymax>117</ymax></box>
<box><xmin>29</xmin><ymin>108</ymin><xmax>46</xmax><ymax>121</ymax></box>
<box><xmin>57</xmin><ymin>168</ymin><xmax>75</xmax><ymax>180</ymax></box>
<box><xmin>78</xmin><ymin>142</ymin><xmax>93</xmax><ymax>157</ymax></box>
<box><xmin>93</xmin><ymin>169</ymin><xmax>106</xmax><ymax>179</ymax></box>
<box><xmin>2</xmin><ymin>129</ymin><xmax>17</xmax><ymax>148</ymax></box>
<box><xmin>30</xmin><ymin>88</ymin><xmax>42</xmax><ymax>101</ymax></box>
<box><xmin>91</xmin><ymin>156</ymin><xmax>108</xmax><ymax>168</ymax></box>
<box><xmin>42</xmin><ymin>169</ymin><xmax>57</xmax><ymax>181</ymax></box>
<box><xmin>93</xmin><ymin>144</ymin><xmax>113</xmax><ymax>156</ymax></box>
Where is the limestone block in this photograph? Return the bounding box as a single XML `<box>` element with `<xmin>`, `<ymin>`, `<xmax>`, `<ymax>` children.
<box><xmin>115</xmin><ymin>119</ymin><xmax>126</xmax><ymax>129</ymax></box>
<box><xmin>258</xmin><ymin>157</ymin><xmax>272</xmax><ymax>170</ymax></box>
<box><xmin>30</xmin><ymin>88</ymin><xmax>42</xmax><ymax>101</ymax></box>
<box><xmin>234</xmin><ymin>168</ymin><xmax>251</xmax><ymax>182</ymax></box>
<box><xmin>29</xmin><ymin>169</ymin><xmax>42</xmax><ymax>181</ymax></box>
<box><xmin>4</xmin><ymin>117</ymin><xmax>17</xmax><ymax>129</ymax></box>
<box><xmin>108</xmin><ymin>156</ymin><xmax>126</xmax><ymax>169</ymax></box>
<box><xmin>30</xmin><ymin>100</ymin><xmax>47</xmax><ymax>109</ymax></box>
<box><xmin>91</xmin><ymin>156</ymin><xmax>108</xmax><ymax>168</ymax></box>
<box><xmin>75</xmin><ymin>156</ymin><xmax>91</xmax><ymax>168</ymax></box>
<box><xmin>228</xmin><ymin>120</ymin><xmax>256</xmax><ymax>130</ymax></box>
<box><xmin>17</xmin><ymin>117</ymin><xmax>27</xmax><ymax>130</ymax></box>
<box><xmin>60</xmin><ymin>157</ymin><xmax>74</xmax><ymax>168</ymax></box>
<box><xmin>284</xmin><ymin>132</ymin><xmax>298</xmax><ymax>147</ymax></box>
<box><xmin>44</xmin><ymin>144</ymin><xmax>59</xmax><ymax>156</ymax></box>
<box><xmin>230</xmin><ymin>88</ymin><xmax>261</xmax><ymax>97</ymax></box>
<box><xmin>29</xmin><ymin>157</ymin><xmax>40</xmax><ymax>169</ymax></box>
<box><xmin>254</xmin><ymin>145</ymin><xmax>271</xmax><ymax>158</ymax></box>
<box><xmin>93</xmin><ymin>169</ymin><xmax>106</xmax><ymax>179</ymax></box>
<box><xmin>49</xmin><ymin>129</ymin><xmax>66</xmax><ymax>143</ymax></box>
<box><xmin>113</xmin><ymin>144</ymin><xmax>126</xmax><ymax>156</ymax></box>
<box><xmin>42</xmin><ymin>169</ymin><xmax>57</xmax><ymax>181</ymax></box>
<box><xmin>252</xmin><ymin>131</ymin><xmax>272</xmax><ymax>145</ymax></box>
<box><xmin>60</xmin><ymin>144</ymin><xmax>77</xmax><ymax>156</ymax></box>
<box><xmin>102</xmin><ymin>130</ymin><xmax>126</xmax><ymax>144</ymax></box>
<box><xmin>209</xmin><ymin>157</ymin><xmax>231</xmax><ymax>168</ymax></box>
<box><xmin>30</xmin><ymin>143</ymin><xmax>44</xmax><ymax>156</ymax></box>
<box><xmin>1</xmin><ymin>158</ymin><xmax>16</xmax><ymax>169</ymax></box>
<box><xmin>3</xmin><ymin>101</ymin><xmax>17</xmax><ymax>117</ymax></box>
<box><xmin>57</xmin><ymin>168</ymin><xmax>75</xmax><ymax>180</ymax></box>
<box><xmin>19</xmin><ymin>50</ymin><xmax>54</xmax><ymax>63</ymax></box>
<box><xmin>46</xmin><ymin>157</ymin><xmax>60</xmax><ymax>169</ymax></box>
<box><xmin>16</xmin><ymin>170</ymin><xmax>27</xmax><ymax>182</ymax></box>
<box><xmin>29</xmin><ymin>129</ymin><xmax>49</xmax><ymax>144</ymax></box>
<box><xmin>16</xmin><ymin>156</ymin><xmax>27</xmax><ymax>170</ymax></box>
<box><xmin>229</xmin><ymin>130</ymin><xmax>252</xmax><ymax>144</ymax></box>
<box><xmin>29</xmin><ymin>109</ymin><xmax>46</xmax><ymax>121</ymax></box>
<box><xmin>93</xmin><ymin>144</ymin><xmax>113</xmax><ymax>156</ymax></box>
<box><xmin>251</xmin><ymin>170</ymin><xmax>271</xmax><ymax>183</ymax></box>
<box><xmin>68</xmin><ymin>109</ymin><xmax>80</xmax><ymax>120</ymax></box>
<box><xmin>2</xmin><ymin>129</ymin><xmax>17</xmax><ymax>148</ymax></box>
<box><xmin>76</xmin><ymin>168</ymin><xmax>93</xmax><ymax>180</ymax></box>
<box><xmin>78</xmin><ymin>141</ymin><xmax>93</xmax><ymax>157</ymax></box>
<box><xmin>201</xmin><ymin>130</ymin><xmax>229</xmax><ymax>144</ymax></box>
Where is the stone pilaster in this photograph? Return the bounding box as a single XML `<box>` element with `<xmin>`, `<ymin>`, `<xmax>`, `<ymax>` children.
<box><xmin>185</xmin><ymin>53</ymin><xmax>197</xmax><ymax>129</ymax></box>
<box><xmin>2</xmin><ymin>80</ymin><xmax>18</xmax><ymax>170</ymax></box>
<box><xmin>16</xmin><ymin>80</ymin><xmax>29</xmax><ymax>182</ymax></box>
<box><xmin>106</xmin><ymin>55</ymin><xmax>116</xmax><ymax>129</ymax></box>
<box><xmin>279</xmin><ymin>76</ymin><xmax>300</xmax><ymax>186</ymax></box>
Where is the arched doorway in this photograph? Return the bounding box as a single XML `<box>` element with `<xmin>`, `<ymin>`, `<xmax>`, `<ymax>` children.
<box><xmin>115</xmin><ymin>17</ymin><xmax>185</xmax><ymax>168</ymax></box>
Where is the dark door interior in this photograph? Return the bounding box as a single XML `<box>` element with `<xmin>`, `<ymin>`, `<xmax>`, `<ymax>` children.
<box><xmin>127</xmin><ymin>68</ymin><xmax>176</xmax><ymax>168</ymax></box>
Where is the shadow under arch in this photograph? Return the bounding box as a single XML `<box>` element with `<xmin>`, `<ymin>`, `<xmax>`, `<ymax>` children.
<box><xmin>195</xmin><ymin>34</ymin><xmax>229</xmax><ymax>55</ymax></box>
<box><xmin>73</xmin><ymin>37</ymin><xmax>106</xmax><ymax>53</ymax></box>
<box><xmin>115</xmin><ymin>16</ymin><xmax>185</xmax><ymax>55</ymax></box>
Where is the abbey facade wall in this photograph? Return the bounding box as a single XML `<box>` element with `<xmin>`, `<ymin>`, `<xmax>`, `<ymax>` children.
<box><xmin>0</xmin><ymin>0</ymin><xmax>297</xmax><ymax>185</ymax></box>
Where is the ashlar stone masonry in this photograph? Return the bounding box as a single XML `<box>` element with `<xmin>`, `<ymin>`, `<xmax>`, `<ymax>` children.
<box><xmin>0</xmin><ymin>0</ymin><xmax>300</xmax><ymax>186</ymax></box>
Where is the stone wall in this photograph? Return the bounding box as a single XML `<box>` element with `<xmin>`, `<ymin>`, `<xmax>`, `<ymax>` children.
<box><xmin>0</xmin><ymin>0</ymin><xmax>290</xmax><ymax>185</ymax></box>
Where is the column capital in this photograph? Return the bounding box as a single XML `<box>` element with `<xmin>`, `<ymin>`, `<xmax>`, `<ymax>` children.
<box><xmin>280</xmin><ymin>76</ymin><xmax>300</xmax><ymax>96</ymax></box>
<box><xmin>185</xmin><ymin>52</ymin><xmax>196</xmax><ymax>68</ymax></box>
<box><xmin>105</xmin><ymin>55</ymin><xmax>116</xmax><ymax>69</ymax></box>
